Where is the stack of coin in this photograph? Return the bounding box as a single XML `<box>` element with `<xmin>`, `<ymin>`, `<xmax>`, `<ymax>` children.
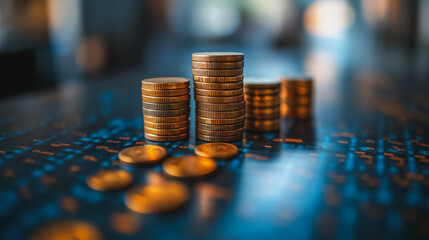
<box><xmin>244</xmin><ymin>78</ymin><xmax>281</xmax><ymax>131</ymax></box>
<box><xmin>142</xmin><ymin>77</ymin><xmax>190</xmax><ymax>141</ymax></box>
<box><xmin>192</xmin><ymin>52</ymin><xmax>245</xmax><ymax>142</ymax></box>
<box><xmin>280</xmin><ymin>75</ymin><xmax>313</xmax><ymax>119</ymax></box>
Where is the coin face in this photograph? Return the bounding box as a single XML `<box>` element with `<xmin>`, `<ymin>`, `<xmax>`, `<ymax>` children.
<box><xmin>118</xmin><ymin>145</ymin><xmax>166</xmax><ymax>165</ymax></box>
<box><xmin>142</xmin><ymin>77</ymin><xmax>189</xmax><ymax>89</ymax></box>
<box><xmin>244</xmin><ymin>77</ymin><xmax>281</xmax><ymax>88</ymax></box>
<box><xmin>162</xmin><ymin>155</ymin><xmax>217</xmax><ymax>177</ymax></box>
<box><xmin>194</xmin><ymin>143</ymin><xmax>239</xmax><ymax>159</ymax></box>
<box><xmin>192</xmin><ymin>52</ymin><xmax>244</xmax><ymax>62</ymax></box>
<box><xmin>125</xmin><ymin>180</ymin><xmax>188</xmax><ymax>214</ymax></box>
<box><xmin>29</xmin><ymin>220</ymin><xmax>103</xmax><ymax>240</ymax></box>
<box><xmin>86</xmin><ymin>169</ymin><xmax>133</xmax><ymax>191</ymax></box>
<box><xmin>192</xmin><ymin>61</ymin><xmax>244</xmax><ymax>69</ymax></box>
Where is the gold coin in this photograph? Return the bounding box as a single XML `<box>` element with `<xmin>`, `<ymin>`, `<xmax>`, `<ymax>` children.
<box><xmin>195</xmin><ymin>143</ymin><xmax>239</xmax><ymax>159</ymax></box>
<box><xmin>144</xmin><ymin>126</ymin><xmax>189</xmax><ymax>136</ymax></box>
<box><xmin>245</xmin><ymin>118</ymin><xmax>280</xmax><ymax>131</ymax></box>
<box><xmin>144</xmin><ymin>120</ymin><xmax>188</xmax><ymax>129</ymax></box>
<box><xmin>246</xmin><ymin>98</ymin><xmax>280</xmax><ymax>108</ymax></box>
<box><xmin>244</xmin><ymin>88</ymin><xmax>280</xmax><ymax>96</ymax></box>
<box><xmin>194</xmin><ymin>81</ymin><xmax>243</xmax><ymax>90</ymax></box>
<box><xmin>141</xmin><ymin>77</ymin><xmax>189</xmax><ymax>90</ymax></box>
<box><xmin>142</xmin><ymin>95</ymin><xmax>189</xmax><ymax>103</ymax></box>
<box><xmin>86</xmin><ymin>169</ymin><xmax>133</xmax><ymax>191</ymax></box>
<box><xmin>194</xmin><ymin>88</ymin><xmax>243</xmax><ymax>97</ymax></box>
<box><xmin>195</xmin><ymin>95</ymin><xmax>244</xmax><ymax>103</ymax></box>
<box><xmin>197</xmin><ymin>134</ymin><xmax>243</xmax><ymax>142</ymax></box>
<box><xmin>196</xmin><ymin>101</ymin><xmax>245</xmax><ymax>112</ymax></box>
<box><xmin>118</xmin><ymin>145</ymin><xmax>166</xmax><ymax>165</ymax></box>
<box><xmin>142</xmin><ymin>101</ymin><xmax>189</xmax><ymax>110</ymax></box>
<box><xmin>245</xmin><ymin>94</ymin><xmax>278</xmax><ymax>102</ymax></box>
<box><xmin>197</xmin><ymin>116</ymin><xmax>245</xmax><ymax>125</ymax></box>
<box><xmin>196</xmin><ymin>109</ymin><xmax>245</xmax><ymax>119</ymax></box>
<box><xmin>194</xmin><ymin>75</ymin><xmax>243</xmax><ymax>83</ymax></box>
<box><xmin>197</xmin><ymin>122</ymin><xmax>244</xmax><ymax>131</ymax></box>
<box><xmin>125</xmin><ymin>181</ymin><xmax>188</xmax><ymax>214</ymax></box>
<box><xmin>145</xmin><ymin>133</ymin><xmax>188</xmax><ymax>142</ymax></box>
<box><xmin>143</xmin><ymin>108</ymin><xmax>189</xmax><ymax>117</ymax></box>
<box><xmin>197</xmin><ymin>128</ymin><xmax>243</xmax><ymax>137</ymax></box>
<box><xmin>141</xmin><ymin>88</ymin><xmax>189</xmax><ymax>97</ymax></box>
<box><xmin>144</xmin><ymin>115</ymin><xmax>188</xmax><ymax>123</ymax></box>
<box><xmin>244</xmin><ymin>77</ymin><xmax>281</xmax><ymax>88</ymax></box>
<box><xmin>192</xmin><ymin>68</ymin><xmax>242</xmax><ymax>77</ymax></box>
<box><xmin>29</xmin><ymin>220</ymin><xmax>103</xmax><ymax>240</ymax></box>
<box><xmin>162</xmin><ymin>155</ymin><xmax>217</xmax><ymax>177</ymax></box>
<box><xmin>192</xmin><ymin>52</ymin><xmax>244</xmax><ymax>62</ymax></box>
<box><xmin>246</xmin><ymin>107</ymin><xmax>280</xmax><ymax>118</ymax></box>
<box><xmin>192</xmin><ymin>61</ymin><xmax>244</xmax><ymax>69</ymax></box>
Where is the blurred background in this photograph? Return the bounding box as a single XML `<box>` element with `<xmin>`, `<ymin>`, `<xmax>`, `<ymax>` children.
<box><xmin>0</xmin><ymin>0</ymin><xmax>428</xmax><ymax>99</ymax></box>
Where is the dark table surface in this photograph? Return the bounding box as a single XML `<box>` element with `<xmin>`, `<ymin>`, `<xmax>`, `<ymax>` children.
<box><xmin>1</xmin><ymin>43</ymin><xmax>429</xmax><ymax>240</ymax></box>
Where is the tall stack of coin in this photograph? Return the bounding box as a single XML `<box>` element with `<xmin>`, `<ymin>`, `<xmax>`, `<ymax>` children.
<box><xmin>280</xmin><ymin>76</ymin><xmax>313</xmax><ymax>119</ymax></box>
<box><xmin>192</xmin><ymin>52</ymin><xmax>245</xmax><ymax>142</ymax></box>
<box><xmin>244</xmin><ymin>78</ymin><xmax>281</xmax><ymax>131</ymax></box>
<box><xmin>142</xmin><ymin>77</ymin><xmax>190</xmax><ymax>141</ymax></box>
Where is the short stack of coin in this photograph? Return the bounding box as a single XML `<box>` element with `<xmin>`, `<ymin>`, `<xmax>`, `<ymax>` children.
<box><xmin>280</xmin><ymin>75</ymin><xmax>313</xmax><ymax>119</ymax></box>
<box><xmin>192</xmin><ymin>52</ymin><xmax>245</xmax><ymax>142</ymax></box>
<box><xmin>142</xmin><ymin>77</ymin><xmax>190</xmax><ymax>141</ymax></box>
<box><xmin>244</xmin><ymin>78</ymin><xmax>281</xmax><ymax>131</ymax></box>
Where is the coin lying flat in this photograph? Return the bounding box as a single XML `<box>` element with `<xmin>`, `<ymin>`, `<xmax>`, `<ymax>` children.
<box><xmin>244</xmin><ymin>88</ymin><xmax>280</xmax><ymax>96</ymax></box>
<box><xmin>142</xmin><ymin>101</ymin><xmax>189</xmax><ymax>110</ymax></box>
<box><xmin>142</xmin><ymin>95</ymin><xmax>190</xmax><ymax>103</ymax></box>
<box><xmin>162</xmin><ymin>155</ymin><xmax>217</xmax><ymax>178</ymax></box>
<box><xmin>86</xmin><ymin>169</ymin><xmax>133</xmax><ymax>191</ymax></box>
<box><xmin>245</xmin><ymin>118</ymin><xmax>280</xmax><ymax>131</ymax></box>
<box><xmin>144</xmin><ymin>120</ymin><xmax>189</xmax><ymax>129</ymax></box>
<box><xmin>192</xmin><ymin>61</ymin><xmax>244</xmax><ymax>69</ymax></box>
<box><xmin>192</xmin><ymin>68</ymin><xmax>243</xmax><ymax>77</ymax></box>
<box><xmin>246</xmin><ymin>98</ymin><xmax>280</xmax><ymax>108</ymax></box>
<box><xmin>141</xmin><ymin>88</ymin><xmax>189</xmax><ymax>97</ymax></box>
<box><xmin>197</xmin><ymin>109</ymin><xmax>245</xmax><ymax>119</ymax></box>
<box><xmin>194</xmin><ymin>143</ymin><xmax>239</xmax><ymax>159</ymax></box>
<box><xmin>194</xmin><ymin>88</ymin><xmax>243</xmax><ymax>97</ymax></box>
<box><xmin>196</xmin><ymin>101</ymin><xmax>245</xmax><ymax>112</ymax></box>
<box><xmin>144</xmin><ymin>115</ymin><xmax>188</xmax><ymax>123</ymax></box>
<box><xmin>197</xmin><ymin>116</ymin><xmax>245</xmax><ymax>125</ymax></box>
<box><xmin>194</xmin><ymin>75</ymin><xmax>243</xmax><ymax>83</ymax></box>
<box><xmin>246</xmin><ymin>107</ymin><xmax>280</xmax><ymax>118</ymax></box>
<box><xmin>144</xmin><ymin>126</ymin><xmax>189</xmax><ymax>136</ymax></box>
<box><xmin>197</xmin><ymin>128</ymin><xmax>243</xmax><ymax>137</ymax></box>
<box><xmin>141</xmin><ymin>77</ymin><xmax>189</xmax><ymax>90</ymax></box>
<box><xmin>194</xmin><ymin>81</ymin><xmax>243</xmax><ymax>90</ymax></box>
<box><xmin>244</xmin><ymin>77</ymin><xmax>281</xmax><ymax>88</ymax></box>
<box><xmin>125</xmin><ymin>180</ymin><xmax>188</xmax><ymax>214</ymax></box>
<box><xmin>195</xmin><ymin>95</ymin><xmax>244</xmax><ymax>103</ymax></box>
<box><xmin>143</xmin><ymin>108</ymin><xmax>189</xmax><ymax>117</ymax></box>
<box><xmin>197</xmin><ymin>134</ymin><xmax>243</xmax><ymax>142</ymax></box>
<box><xmin>192</xmin><ymin>52</ymin><xmax>244</xmax><ymax>62</ymax></box>
<box><xmin>118</xmin><ymin>145</ymin><xmax>167</xmax><ymax>165</ymax></box>
<box><xmin>145</xmin><ymin>133</ymin><xmax>188</xmax><ymax>142</ymax></box>
<box><xmin>29</xmin><ymin>220</ymin><xmax>103</xmax><ymax>240</ymax></box>
<box><xmin>197</xmin><ymin>122</ymin><xmax>244</xmax><ymax>131</ymax></box>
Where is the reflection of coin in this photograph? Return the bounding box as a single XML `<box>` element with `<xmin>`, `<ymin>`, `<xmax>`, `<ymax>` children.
<box><xmin>194</xmin><ymin>82</ymin><xmax>243</xmax><ymax>90</ymax></box>
<box><xmin>197</xmin><ymin>122</ymin><xmax>243</xmax><ymax>131</ymax></box>
<box><xmin>118</xmin><ymin>145</ymin><xmax>166</xmax><ymax>165</ymax></box>
<box><xmin>86</xmin><ymin>169</ymin><xmax>133</xmax><ymax>191</ymax></box>
<box><xmin>197</xmin><ymin>134</ymin><xmax>243</xmax><ymax>142</ymax></box>
<box><xmin>141</xmin><ymin>77</ymin><xmax>189</xmax><ymax>90</ymax></box>
<box><xmin>162</xmin><ymin>155</ymin><xmax>217</xmax><ymax>177</ymax></box>
<box><xmin>144</xmin><ymin>126</ymin><xmax>189</xmax><ymax>136</ymax></box>
<box><xmin>142</xmin><ymin>101</ymin><xmax>189</xmax><ymax>110</ymax></box>
<box><xmin>196</xmin><ymin>109</ymin><xmax>245</xmax><ymax>119</ymax></box>
<box><xmin>141</xmin><ymin>88</ymin><xmax>189</xmax><ymax>97</ymax></box>
<box><xmin>195</xmin><ymin>88</ymin><xmax>243</xmax><ymax>97</ymax></box>
<box><xmin>142</xmin><ymin>95</ymin><xmax>190</xmax><ymax>103</ymax></box>
<box><xmin>144</xmin><ymin>115</ymin><xmax>188</xmax><ymax>123</ymax></box>
<box><xmin>194</xmin><ymin>75</ymin><xmax>243</xmax><ymax>83</ymax></box>
<box><xmin>143</xmin><ymin>108</ymin><xmax>189</xmax><ymax>117</ymax></box>
<box><xmin>29</xmin><ymin>220</ymin><xmax>103</xmax><ymax>240</ymax></box>
<box><xmin>192</xmin><ymin>61</ymin><xmax>244</xmax><ymax>69</ymax></box>
<box><xmin>144</xmin><ymin>121</ymin><xmax>188</xmax><ymax>129</ymax></box>
<box><xmin>197</xmin><ymin>116</ymin><xmax>245</xmax><ymax>125</ymax></box>
<box><xmin>125</xmin><ymin>181</ymin><xmax>188</xmax><ymax>214</ymax></box>
<box><xmin>197</xmin><ymin>128</ymin><xmax>243</xmax><ymax>137</ymax></box>
<box><xmin>192</xmin><ymin>52</ymin><xmax>244</xmax><ymax>62</ymax></box>
<box><xmin>196</xmin><ymin>101</ymin><xmax>245</xmax><ymax>112</ymax></box>
<box><xmin>195</xmin><ymin>143</ymin><xmax>239</xmax><ymax>159</ymax></box>
<box><xmin>195</xmin><ymin>95</ymin><xmax>244</xmax><ymax>103</ymax></box>
<box><xmin>145</xmin><ymin>133</ymin><xmax>188</xmax><ymax>142</ymax></box>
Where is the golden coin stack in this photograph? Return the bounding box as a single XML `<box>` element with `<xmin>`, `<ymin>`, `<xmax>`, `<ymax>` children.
<box><xmin>192</xmin><ymin>52</ymin><xmax>245</xmax><ymax>142</ymax></box>
<box><xmin>280</xmin><ymin>76</ymin><xmax>313</xmax><ymax>119</ymax></box>
<box><xmin>244</xmin><ymin>78</ymin><xmax>281</xmax><ymax>131</ymax></box>
<box><xmin>141</xmin><ymin>77</ymin><xmax>190</xmax><ymax>141</ymax></box>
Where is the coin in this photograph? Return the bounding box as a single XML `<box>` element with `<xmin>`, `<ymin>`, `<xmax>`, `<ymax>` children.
<box><xmin>244</xmin><ymin>88</ymin><xmax>280</xmax><ymax>96</ymax></box>
<box><xmin>144</xmin><ymin>115</ymin><xmax>188</xmax><ymax>123</ymax></box>
<box><xmin>192</xmin><ymin>61</ymin><xmax>244</xmax><ymax>69</ymax></box>
<box><xmin>162</xmin><ymin>155</ymin><xmax>217</xmax><ymax>177</ymax></box>
<box><xmin>245</xmin><ymin>98</ymin><xmax>280</xmax><ymax>107</ymax></box>
<box><xmin>197</xmin><ymin>116</ymin><xmax>245</xmax><ymax>125</ymax></box>
<box><xmin>245</xmin><ymin>94</ymin><xmax>278</xmax><ymax>102</ymax></box>
<box><xmin>197</xmin><ymin>128</ymin><xmax>243</xmax><ymax>137</ymax></box>
<box><xmin>145</xmin><ymin>133</ymin><xmax>188</xmax><ymax>142</ymax></box>
<box><xmin>196</xmin><ymin>109</ymin><xmax>245</xmax><ymax>119</ymax></box>
<box><xmin>143</xmin><ymin>108</ymin><xmax>189</xmax><ymax>117</ymax></box>
<box><xmin>194</xmin><ymin>88</ymin><xmax>243</xmax><ymax>97</ymax></box>
<box><xmin>86</xmin><ymin>169</ymin><xmax>133</xmax><ymax>191</ymax></box>
<box><xmin>280</xmin><ymin>95</ymin><xmax>311</xmax><ymax>105</ymax></box>
<box><xmin>118</xmin><ymin>145</ymin><xmax>167</xmax><ymax>165</ymax></box>
<box><xmin>195</xmin><ymin>94</ymin><xmax>244</xmax><ymax>103</ymax></box>
<box><xmin>246</xmin><ymin>107</ymin><xmax>280</xmax><ymax>118</ymax></box>
<box><xmin>29</xmin><ymin>220</ymin><xmax>103</xmax><ymax>240</ymax></box>
<box><xmin>194</xmin><ymin>81</ymin><xmax>243</xmax><ymax>90</ymax></box>
<box><xmin>142</xmin><ymin>101</ymin><xmax>189</xmax><ymax>110</ymax></box>
<box><xmin>144</xmin><ymin>126</ymin><xmax>189</xmax><ymax>136</ymax></box>
<box><xmin>192</xmin><ymin>68</ymin><xmax>243</xmax><ymax>77</ymax></box>
<box><xmin>142</xmin><ymin>77</ymin><xmax>189</xmax><ymax>90</ymax></box>
<box><xmin>197</xmin><ymin>122</ymin><xmax>244</xmax><ymax>131</ymax></box>
<box><xmin>196</xmin><ymin>101</ymin><xmax>245</xmax><ymax>112</ymax></box>
<box><xmin>141</xmin><ymin>88</ymin><xmax>189</xmax><ymax>97</ymax></box>
<box><xmin>194</xmin><ymin>143</ymin><xmax>239</xmax><ymax>159</ymax></box>
<box><xmin>197</xmin><ymin>134</ymin><xmax>243</xmax><ymax>142</ymax></box>
<box><xmin>244</xmin><ymin>77</ymin><xmax>281</xmax><ymax>88</ymax></box>
<box><xmin>125</xmin><ymin>181</ymin><xmax>188</xmax><ymax>213</ymax></box>
<box><xmin>194</xmin><ymin>75</ymin><xmax>243</xmax><ymax>83</ymax></box>
<box><xmin>245</xmin><ymin>118</ymin><xmax>280</xmax><ymax>131</ymax></box>
<box><xmin>192</xmin><ymin>52</ymin><xmax>244</xmax><ymax>62</ymax></box>
<box><xmin>280</xmin><ymin>103</ymin><xmax>312</xmax><ymax>119</ymax></box>
<box><xmin>144</xmin><ymin>120</ymin><xmax>188</xmax><ymax>129</ymax></box>
<box><xmin>142</xmin><ymin>95</ymin><xmax>190</xmax><ymax>103</ymax></box>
